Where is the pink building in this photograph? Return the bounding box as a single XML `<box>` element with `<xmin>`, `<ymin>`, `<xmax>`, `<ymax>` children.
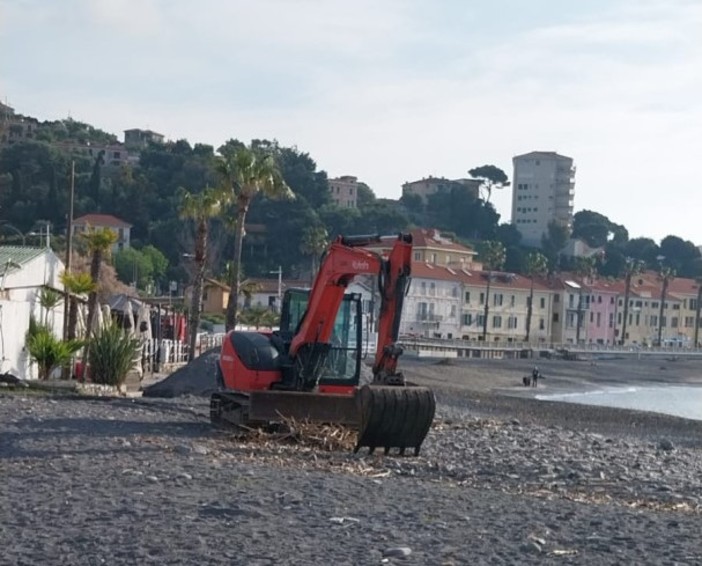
<box><xmin>584</xmin><ymin>279</ymin><xmax>619</xmax><ymax>345</ymax></box>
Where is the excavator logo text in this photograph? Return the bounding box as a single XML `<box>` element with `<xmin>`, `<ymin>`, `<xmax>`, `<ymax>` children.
<box><xmin>352</xmin><ymin>260</ymin><xmax>370</xmax><ymax>271</ymax></box>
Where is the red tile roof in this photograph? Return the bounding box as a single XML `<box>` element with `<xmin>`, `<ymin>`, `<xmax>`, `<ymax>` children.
<box><xmin>409</xmin><ymin>228</ymin><xmax>476</xmax><ymax>255</ymax></box>
<box><xmin>73</xmin><ymin>214</ymin><xmax>132</xmax><ymax>228</ymax></box>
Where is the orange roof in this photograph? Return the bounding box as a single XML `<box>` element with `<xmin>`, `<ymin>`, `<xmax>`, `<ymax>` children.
<box><xmin>409</xmin><ymin>228</ymin><xmax>476</xmax><ymax>255</ymax></box>
<box><xmin>73</xmin><ymin>213</ymin><xmax>132</xmax><ymax>228</ymax></box>
<box><xmin>411</xmin><ymin>262</ymin><xmax>550</xmax><ymax>292</ymax></box>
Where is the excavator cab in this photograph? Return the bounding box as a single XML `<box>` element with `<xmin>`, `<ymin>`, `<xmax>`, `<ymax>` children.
<box><xmin>278</xmin><ymin>288</ymin><xmax>363</xmax><ymax>389</ymax></box>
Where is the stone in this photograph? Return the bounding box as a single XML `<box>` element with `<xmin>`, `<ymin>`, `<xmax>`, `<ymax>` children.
<box><xmin>383</xmin><ymin>547</ymin><xmax>412</xmax><ymax>559</ymax></box>
<box><xmin>658</xmin><ymin>439</ymin><xmax>674</xmax><ymax>451</ymax></box>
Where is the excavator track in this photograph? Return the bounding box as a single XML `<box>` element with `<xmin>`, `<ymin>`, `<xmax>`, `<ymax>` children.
<box><xmin>355</xmin><ymin>384</ymin><xmax>436</xmax><ymax>456</ymax></box>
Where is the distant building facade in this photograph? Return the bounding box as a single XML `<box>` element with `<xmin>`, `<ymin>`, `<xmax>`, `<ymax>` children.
<box><xmin>512</xmin><ymin>151</ymin><xmax>576</xmax><ymax>247</ymax></box>
<box><xmin>124</xmin><ymin>128</ymin><xmax>164</xmax><ymax>150</ymax></box>
<box><xmin>72</xmin><ymin>214</ymin><xmax>132</xmax><ymax>254</ymax></box>
<box><xmin>328</xmin><ymin>176</ymin><xmax>358</xmax><ymax>208</ymax></box>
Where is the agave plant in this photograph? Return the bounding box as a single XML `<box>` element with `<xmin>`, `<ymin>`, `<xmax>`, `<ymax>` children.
<box><xmin>88</xmin><ymin>323</ymin><xmax>141</xmax><ymax>387</ymax></box>
<box><xmin>26</xmin><ymin>326</ymin><xmax>83</xmax><ymax>381</ymax></box>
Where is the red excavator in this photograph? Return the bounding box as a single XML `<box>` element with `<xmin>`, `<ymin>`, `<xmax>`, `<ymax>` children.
<box><xmin>210</xmin><ymin>233</ymin><xmax>436</xmax><ymax>455</ymax></box>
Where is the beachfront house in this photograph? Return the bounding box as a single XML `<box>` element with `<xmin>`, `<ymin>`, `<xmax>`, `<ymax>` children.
<box><xmin>0</xmin><ymin>246</ymin><xmax>66</xmax><ymax>379</ymax></box>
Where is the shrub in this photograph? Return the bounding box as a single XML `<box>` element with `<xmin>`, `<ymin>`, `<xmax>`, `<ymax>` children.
<box><xmin>26</xmin><ymin>328</ymin><xmax>83</xmax><ymax>380</ymax></box>
<box><xmin>88</xmin><ymin>323</ymin><xmax>141</xmax><ymax>386</ymax></box>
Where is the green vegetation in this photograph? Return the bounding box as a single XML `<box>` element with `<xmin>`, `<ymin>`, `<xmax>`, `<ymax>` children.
<box><xmin>1</xmin><ymin>110</ymin><xmax>700</xmax><ymax>288</ymax></box>
<box><xmin>25</xmin><ymin>319</ymin><xmax>83</xmax><ymax>381</ymax></box>
<box><xmin>87</xmin><ymin>323</ymin><xmax>141</xmax><ymax>387</ymax></box>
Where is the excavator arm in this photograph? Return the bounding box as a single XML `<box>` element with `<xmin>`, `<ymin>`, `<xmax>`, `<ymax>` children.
<box><xmin>288</xmin><ymin>233</ymin><xmax>413</xmax><ymax>390</ymax></box>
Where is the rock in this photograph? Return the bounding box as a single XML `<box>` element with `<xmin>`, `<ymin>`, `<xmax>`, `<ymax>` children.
<box><xmin>658</xmin><ymin>439</ymin><xmax>674</xmax><ymax>451</ymax></box>
<box><xmin>383</xmin><ymin>547</ymin><xmax>412</xmax><ymax>559</ymax></box>
<box><xmin>520</xmin><ymin>541</ymin><xmax>543</xmax><ymax>553</ymax></box>
<box><xmin>191</xmin><ymin>443</ymin><xmax>209</xmax><ymax>456</ymax></box>
<box><xmin>146</xmin><ymin>475</ymin><xmax>159</xmax><ymax>482</ymax></box>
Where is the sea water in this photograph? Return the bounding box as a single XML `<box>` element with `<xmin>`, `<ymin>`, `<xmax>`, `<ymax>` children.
<box><xmin>537</xmin><ymin>386</ymin><xmax>702</xmax><ymax>421</ymax></box>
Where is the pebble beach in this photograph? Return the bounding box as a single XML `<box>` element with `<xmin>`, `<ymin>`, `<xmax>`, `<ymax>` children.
<box><xmin>2</xmin><ymin>355</ymin><xmax>702</xmax><ymax>565</ymax></box>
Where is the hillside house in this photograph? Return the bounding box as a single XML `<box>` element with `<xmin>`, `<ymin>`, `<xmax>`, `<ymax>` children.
<box><xmin>72</xmin><ymin>214</ymin><xmax>132</xmax><ymax>254</ymax></box>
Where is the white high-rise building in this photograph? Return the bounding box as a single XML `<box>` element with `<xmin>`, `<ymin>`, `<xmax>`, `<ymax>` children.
<box><xmin>511</xmin><ymin>151</ymin><xmax>576</xmax><ymax>247</ymax></box>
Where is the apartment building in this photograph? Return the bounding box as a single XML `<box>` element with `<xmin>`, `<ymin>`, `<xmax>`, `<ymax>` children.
<box><xmin>613</xmin><ymin>273</ymin><xmax>700</xmax><ymax>346</ymax></box>
<box><xmin>366</xmin><ymin>228</ymin><xmax>482</xmax><ymax>271</ymax></box>
<box><xmin>401</xmin><ymin>263</ymin><xmax>552</xmax><ymax>343</ymax></box>
<box><xmin>401</xmin><ymin>177</ymin><xmax>480</xmax><ymax>205</ymax></box>
<box><xmin>328</xmin><ymin>176</ymin><xmax>358</xmax><ymax>208</ymax></box>
<box><xmin>512</xmin><ymin>151</ymin><xmax>576</xmax><ymax>247</ymax></box>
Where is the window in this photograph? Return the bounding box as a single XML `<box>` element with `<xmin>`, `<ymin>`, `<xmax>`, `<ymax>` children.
<box><xmin>479</xmin><ymin>292</ymin><xmax>485</xmax><ymax>305</ymax></box>
<box><xmin>539</xmin><ymin>318</ymin><xmax>545</xmax><ymax>330</ymax></box>
<box><xmin>494</xmin><ymin>294</ymin><xmax>503</xmax><ymax>306</ymax></box>
<box><xmin>429</xmin><ymin>282</ymin><xmax>436</xmax><ymax>296</ymax></box>
<box><xmin>493</xmin><ymin>315</ymin><xmax>502</xmax><ymax>328</ymax></box>
<box><xmin>414</xmin><ymin>252</ymin><xmax>421</xmax><ymax>261</ymax></box>
<box><xmin>477</xmin><ymin>314</ymin><xmax>485</xmax><ymax>327</ymax></box>
<box><xmin>507</xmin><ymin>316</ymin><xmax>518</xmax><ymax>329</ymax></box>
<box><xmin>540</xmin><ymin>297</ymin><xmax>546</xmax><ymax>309</ymax></box>
<box><xmin>464</xmin><ymin>291</ymin><xmax>471</xmax><ymax>303</ymax></box>
<box><xmin>673</xmin><ymin>304</ymin><xmax>680</xmax><ymax>311</ymax></box>
<box><xmin>510</xmin><ymin>295</ymin><xmax>515</xmax><ymax>307</ymax></box>
<box><xmin>691</xmin><ymin>299</ymin><xmax>698</xmax><ymax>310</ymax></box>
<box><xmin>672</xmin><ymin>317</ymin><xmax>679</xmax><ymax>328</ymax></box>
<box><xmin>553</xmin><ymin>313</ymin><xmax>559</xmax><ymax>322</ymax></box>
<box><xmin>650</xmin><ymin>315</ymin><xmax>658</xmax><ymax>327</ymax></box>
<box><xmin>609</xmin><ymin>313</ymin><xmax>614</xmax><ymax>328</ymax></box>
<box><xmin>462</xmin><ymin>313</ymin><xmax>473</xmax><ymax>325</ymax></box>
<box><xmin>452</xmin><ymin>286</ymin><xmax>458</xmax><ymax>298</ymax></box>
<box><xmin>596</xmin><ymin>312</ymin><xmax>601</xmax><ymax>327</ymax></box>
<box><xmin>450</xmin><ymin>305</ymin><xmax>457</xmax><ymax>318</ymax></box>
<box><xmin>590</xmin><ymin>312</ymin><xmax>594</xmax><ymax>323</ymax></box>
<box><xmin>420</xmin><ymin>282</ymin><xmax>426</xmax><ymax>295</ymax></box>
<box><xmin>554</xmin><ymin>294</ymin><xmax>560</xmax><ymax>303</ymax></box>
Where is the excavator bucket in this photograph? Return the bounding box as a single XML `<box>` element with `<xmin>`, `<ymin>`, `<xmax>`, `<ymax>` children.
<box><xmin>354</xmin><ymin>385</ymin><xmax>436</xmax><ymax>456</ymax></box>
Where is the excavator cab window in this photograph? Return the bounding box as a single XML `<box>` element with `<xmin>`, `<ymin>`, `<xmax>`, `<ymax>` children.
<box><xmin>279</xmin><ymin>288</ymin><xmax>363</xmax><ymax>386</ymax></box>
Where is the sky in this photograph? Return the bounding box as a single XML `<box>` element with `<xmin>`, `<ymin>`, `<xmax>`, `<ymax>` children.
<box><xmin>2</xmin><ymin>0</ymin><xmax>701</xmax><ymax>244</ymax></box>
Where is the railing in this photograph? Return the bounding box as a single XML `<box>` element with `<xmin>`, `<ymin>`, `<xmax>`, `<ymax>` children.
<box><xmin>139</xmin><ymin>333</ymin><xmax>226</xmax><ymax>373</ymax></box>
<box><xmin>398</xmin><ymin>335</ymin><xmax>702</xmax><ymax>356</ymax></box>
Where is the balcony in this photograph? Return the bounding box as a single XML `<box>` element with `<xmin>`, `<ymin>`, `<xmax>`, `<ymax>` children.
<box><xmin>416</xmin><ymin>313</ymin><xmax>444</xmax><ymax>322</ymax></box>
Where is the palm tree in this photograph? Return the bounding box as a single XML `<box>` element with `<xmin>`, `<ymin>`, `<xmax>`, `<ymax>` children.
<box><xmin>524</xmin><ymin>251</ymin><xmax>548</xmax><ymax>342</ymax></box>
<box><xmin>299</xmin><ymin>224</ymin><xmax>328</xmax><ymax>282</ymax></box>
<box><xmin>60</xmin><ymin>271</ymin><xmax>97</xmax><ymax>339</ymax></box>
<box><xmin>216</xmin><ymin>143</ymin><xmax>294</xmax><ymax>331</ymax></box>
<box><xmin>79</xmin><ymin>227</ymin><xmax>118</xmax><ymax>336</ymax></box>
<box><xmin>657</xmin><ymin>265</ymin><xmax>676</xmax><ymax>346</ymax></box>
<box><xmin>39</xmin><ymin>286</ymin><xmax>62</xmax><ymax>327</ymax></box>
<box><xmin>619</xmin><ymin>257</ymin><xmax>644</xmax><ymax>346</ymax></box>
<box><xmin>179</xmin><ymin>187</ymin><xmax>221</xmax><ymax>361</ymax></box>
<box><xmin>477</xmin><ymin>241</ymin><xmax>506</xmax><ymax>341</ymax></box>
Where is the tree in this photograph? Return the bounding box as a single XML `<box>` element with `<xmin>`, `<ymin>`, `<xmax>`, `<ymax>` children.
<box><xmin>657</xmin><ymin>265</ymin><xmax>676</xmax><ymax>346</ymax></box>
<box><xmin>216</xmin><ymin>143</ymin><xmax>294</xmax><ymax>331</ymax></box>
<box><xmin>25</xmin><ymin>321</ymin><xmax>83</xmax><ymax>380</ymax></box>
<box><xmin>573</xmin><ymin>256</ymin><xmax>597</xmax><ymax>343</ymax></box>
<box><xmin>299</xmin><ymin>224</ymin><xmax>328</xmax><ymax>281</ymax></box>
<box><xmin>659</xmin><ymin>235</ymin><xmax>701</xmax><ymax>277</ymax></box>
<box><xmin>541</xmin><ymin>221</ymin><xmax>569</xmax><ymax>271</ymax></box>
<box><xmin>80</xmin><ymin>227</ymin><xmax>118</xmax><ymax>336</ymax></box>
<box><xmin>524</xmin><ymin>251</ymin><xmax>548</xmax><ymax>342</ymax></box>
<box><xmin>179</xmin><ymin>187</ymin><xmax>221</xmax><ymax>361</ymax></box>
<box><xmin>477</xmin><ymin>241</ymin><xmax>506</xmax><ymax>341</ymax></box>
<box><xmin>468</xmin><ymin>165</ymin><xmax>509</xmax><ymax>204</ymax></box>
<box><xmin>619</xmin><ymin>257</ymin><xmax>644</xmax><ymax>345</ymax></box>
<box><xmin>38</xmin><ymin>287</ymin><xmax>62</xmax><ymax>327</ymax></box>
<box><xmin>60</xmin><ymin>271</ymin><xmax>97</xmax><ymax>340</ymax></box>
<box><xmin>572</xmin><ymin>210</ymin><xmax>628</xmax><ymax>249</ymax></box>
<box><xmin>694</xmin><ymin>278</ymin><xmax>702</xmax><ymax>348</ymax></box>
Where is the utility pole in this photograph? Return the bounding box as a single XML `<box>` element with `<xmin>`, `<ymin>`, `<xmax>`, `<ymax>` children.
<box><xmin>269</xmin><ymin>265</ymin><xmax>283</xmax><ymax>310</ymax></box>
<box><xmin>62</xmin><ymin>161</ymin><xmax>75</xmax><ymax>341</ymax></box>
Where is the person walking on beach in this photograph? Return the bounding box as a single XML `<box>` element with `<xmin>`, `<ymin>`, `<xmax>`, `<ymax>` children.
<box><xmin>531</xmin><ymin>366</ymin><xmax>540</xmax><ymax>388</ymax></box>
